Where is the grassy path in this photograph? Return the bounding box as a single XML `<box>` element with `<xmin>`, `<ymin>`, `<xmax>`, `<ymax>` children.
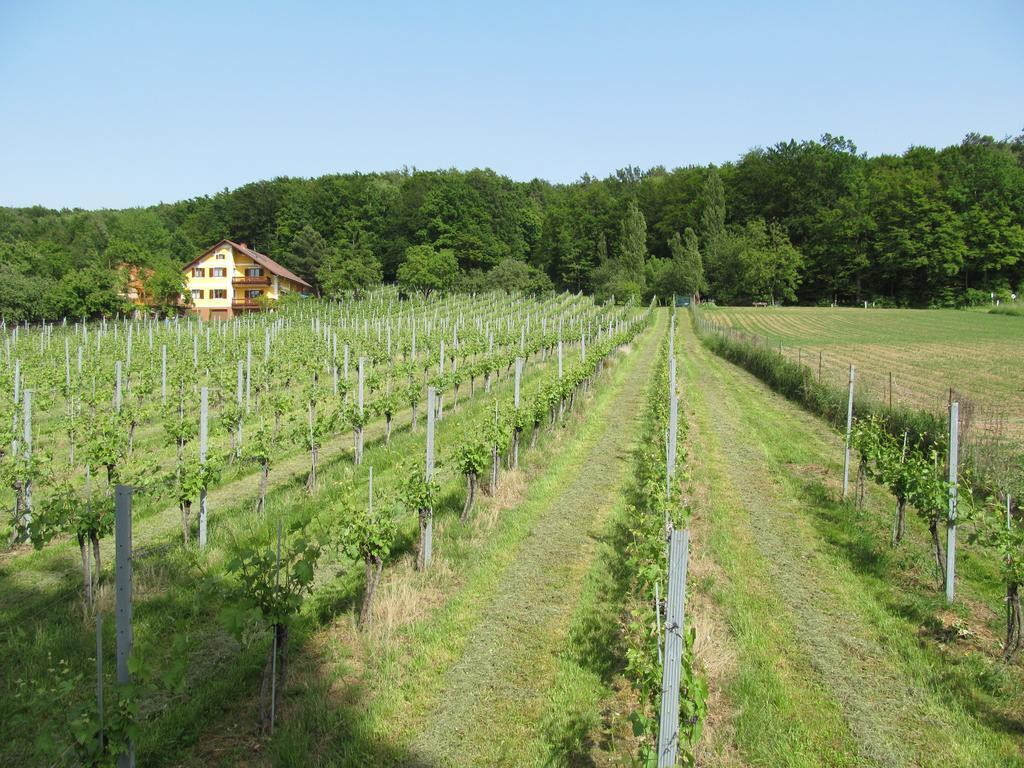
<box><xmin>404</xmin><ymin>311</ymin><xmax>663</xmax><ymax>766</ymax></box>
<box><xmin>679</xmin><ymin>317</ymin><xmax>1024</xmax><ymax>767</ymax></box>
<box><xmin>253</xmin><ymin>311</ymin><xmax>664</xmax><ymax>767</ymax></box>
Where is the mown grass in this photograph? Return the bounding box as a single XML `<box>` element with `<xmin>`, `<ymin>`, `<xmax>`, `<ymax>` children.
<box><xmin>701</xmin><ymin>306</ymin><xmax>1023</xmax><ymax>440</ymax></box>
<box><xmin>240</xmin><ymin>313</ymin><xmax>663</xmax><ymax>767</ymax></box>
<box><xmin>0</xmin><ymin>340</ymin><xmax>576</xmax><ymax>765</ymax></box>
<box><xmin>989</xmin><ymin>305</ymin><xmax>1024</xmax><ymax>317</ymax></box>
<box><xmin>680</xmin><ymin>318</ymin><xmax>1024</xmax><ymax>767</ymax></box>
<box><xmin>534</xmin><ymin>316</ymin><xmax>670</xmax><ymax>767</ymax></box>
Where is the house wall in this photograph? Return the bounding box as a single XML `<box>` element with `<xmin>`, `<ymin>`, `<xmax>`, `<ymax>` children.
<box><xmin>186</xmin><ymin>244</ymin><xmax>235</xmax><ymax>316</ymax></box>
<box><xmin>184</xmin><ymin>243</ymin><xmax>306</xmax><ymax>319</ymax></box>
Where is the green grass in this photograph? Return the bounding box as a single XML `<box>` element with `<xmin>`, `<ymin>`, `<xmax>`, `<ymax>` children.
<box><xmin>0</xmin><ymin>335</ymin><xmax>584</xmax><ymax>765</ymax></box>
<box><xmin>702</xmin><ymin>306</ymin><xmax>1023</xmax><ymax>440</ymax></box>
<box><xmin>990</xmin><ymin>305</ymin><xmax>1024</xmax><ymax>317</ymax></box>
<box><xmin>9</xmin><ymin>306</ymin><xmax>1021</xmax><ymax>767</ymax></box>
<box><xmin>236</xmin><ymin>311</ymin><xmax>665</xmax><ymax>767</ymax></box>
<box><xmin>680</xmin><ymin>316</ymin><xmax>1024</xmax><ymax>767</ymax></box>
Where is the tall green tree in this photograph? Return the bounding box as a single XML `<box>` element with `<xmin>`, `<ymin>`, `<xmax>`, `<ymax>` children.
<box><xmin>699</xmin><ymin>167</ymin><xmax>726</xmax><ymax>293</ymax></box>
<box><xmin>596</xmin><ymin>200</ymin><xmax>647</xmax><ymax>302</ymax></box>
<box><xmin>143</xmin><ymin>260</ymin><xmax>188</xmax><ymax>316</ymax></box>
<box><xmin>283</xmin><ymin>225</ymin><xmax>330</xmax><ymax>289</ymax></box>
<box><xmin>318</xmin><ymin>225</ymin><xmax>383</xmax><ymax>297</ymax></box>
<box><xmin>396</xmin><ymin>245</ymin><xmax>459</xmax><ymax>297</ymax></box>
<box><xmin>652</xmin><ymin>228</ymin><xmax>705</xmax><ymax>302</ymax></box>
<box><xmin>679</xmin><ymin>228</ymin><xmax>705</xmax><ymax>299</ymax></box>
<box><xmin>742</xmin><ymin>219</ymin><xmax>803</xmax><ymax>305</ymax></box>
<box><xmin>699</xmin><ymin>167</ymin><xmax>726</xmax><ymax>246</ymax></box>
<box><xmin>616</xmin><ymin>199</ymin><xmax>648</xmax><ymax>276</ymax></box>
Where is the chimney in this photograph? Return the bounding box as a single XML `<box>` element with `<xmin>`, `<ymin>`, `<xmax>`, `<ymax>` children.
<box><xmin>239</xmin><ymin>242</ymin><xmax>248</xmax><ymax>249</ymax></box>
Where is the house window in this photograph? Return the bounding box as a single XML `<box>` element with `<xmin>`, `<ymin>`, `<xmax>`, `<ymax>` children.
<box><xmin>211</xmin><ymin>289</ymin><xmax>227</xmax><ymax>299</ymax></box>
<box><xmin>246</xmin><ymin>267</ymin><xmax>262</xmax><ymax>277</ymax></box>
<box><xmin>192</xmin><ymin>267</ymin><xmax>205</xmax><ymax>278</ymax></box>
<box><xmin>191</xmin><ymin>289</ymin><xmax>204</xmax><ymax>300</ymax></box>
<box><xmin>216</xmin><ymin>253</ymin><xmax>225</xmax><ymax>259</ymax></box>
<box><xmin>211</xmin><ymin>267</ymin><xmax>227</xmax><ymax>278</ymax></box>
<box><xmin>247</xmin><ymin>289</ymin><xmax>262</xmax><ymax>299</ymax></box>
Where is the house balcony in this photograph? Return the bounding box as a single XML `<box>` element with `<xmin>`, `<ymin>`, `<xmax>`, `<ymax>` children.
<box><xmin>232</xmin><ymin>297</ymin><xmax>265</xmax><ymax>310</ymax></box>
<box><xmin>232</xmin><ymin>275</ymin><xmax>272</xmax><ymax>287</ymax></box>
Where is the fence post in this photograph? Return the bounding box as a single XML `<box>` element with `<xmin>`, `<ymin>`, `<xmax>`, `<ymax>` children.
<box><xmin>114</xmin><ymin>360</ymin><xmax>122</xmax><ymax>413</ymax></box>
<box><xmin>558</xmin><ymin>337</ymin><xmax>565</xmax><ymax>420</ymax></box>
<box><xmin>21</xmin><ymin>389</ymin><xmax>32</xmax><ymax>528</ymax></box>
<box><xmin>514</xmin><ymin>357</ymin><xmax>523</xmax><ymax>409</ymax></box>
<box><xmin>424</xmin><ymin>387</ymin><xmax>436</xmax><ymax>568</ymax></box>
<box><xmin>161</xmin><ymin>345</ymin><xmax>167</xmax><ymax>404</ymax></box>
<box><xmin>357</xmin><ymin>358</ymin><xmax>365</xmax><ymax>464</ymax></box>
<box><xmin>657</xmin><ymin>527</ymin><xmax>690</xmax><ymax>767</ymax></box>
<box><xmin>236</xmin><ymin>360</ymin><xmax>244</xmax><ymax>456</ymax></box>
<box><xmin>842</xmin><ymin>365</ymin><xmax>855</xmax><ymax>499</ymax></box>
<box><xmin>114</xmin><ymin>484</ymin><xmax>135</xmax><ymax>768</ymax></box>
<box><xmin>95</xmin><ymin>612</ymin><xmax>104</xmax><ymax>756</ymax></box>
<box><xmin>946</xmin><ymin>402</ymin><xmax>960</xmax><ymax>603</ymax></box>
<box><xmin>667</xmin><ymin>357</ymin><xmax>678</xmax><ymax>509</ymax></box>
<box><xmin>198</xmin><ymin>386</ymin><xmax>209</xmax><ymax>550</ymax></box>
<box><xmin>270</xmin><ymin>518</ymin><xmax>282</xmax><ymax>734</ymax></box>
<box><xmin>245</xmin><ymin>341</ymin><xmax>252</xmax><ymax>414</ymax></box>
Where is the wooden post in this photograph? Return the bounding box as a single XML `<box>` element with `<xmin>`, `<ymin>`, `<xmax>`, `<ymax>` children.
<box><xmin>946</xmin><ymin>402</ymin><xmax>960</xmax><ymax>603</ymax></box>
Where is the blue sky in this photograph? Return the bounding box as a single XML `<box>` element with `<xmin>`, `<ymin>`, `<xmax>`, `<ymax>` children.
<box><xmin>0</xmin><ymin>0</ymin><xmax>1021</xmax><ymax>209</ymax></box>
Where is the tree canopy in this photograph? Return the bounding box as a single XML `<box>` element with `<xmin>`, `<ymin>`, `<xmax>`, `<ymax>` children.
<box><xmin>396</xmin><ymin>245</ymin><xmax>459</xmax><ymax>297</ymax></box>
<box><xmin>1</xmin><ymin>132</ymin><xmax>1022</xmax><ymax>317</ymax></box>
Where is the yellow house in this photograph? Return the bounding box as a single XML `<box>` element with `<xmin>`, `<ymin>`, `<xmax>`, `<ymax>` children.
<box><xmin>182</xmin><ymin>240</ymin><xmax>312</xmax><ymax>319</ymax></box>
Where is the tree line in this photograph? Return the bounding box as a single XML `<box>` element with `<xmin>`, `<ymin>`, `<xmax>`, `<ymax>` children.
<box><xmin>1</xmin><ymin>131</ymin><xmax>1022</xmax><ymax>319</ymax></box>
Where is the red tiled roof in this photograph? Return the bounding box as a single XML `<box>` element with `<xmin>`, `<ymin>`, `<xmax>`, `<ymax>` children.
<box><xmin>183</xmin><ymin>240</ymin><xmax>313</xmax><ymax>289</ymax></box>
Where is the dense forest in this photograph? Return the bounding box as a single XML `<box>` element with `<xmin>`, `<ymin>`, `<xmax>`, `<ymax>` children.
<box><xmin>1</xmin><ymin>132</ymin><xmax>1022</xmax><ymax>319</ymax></box>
